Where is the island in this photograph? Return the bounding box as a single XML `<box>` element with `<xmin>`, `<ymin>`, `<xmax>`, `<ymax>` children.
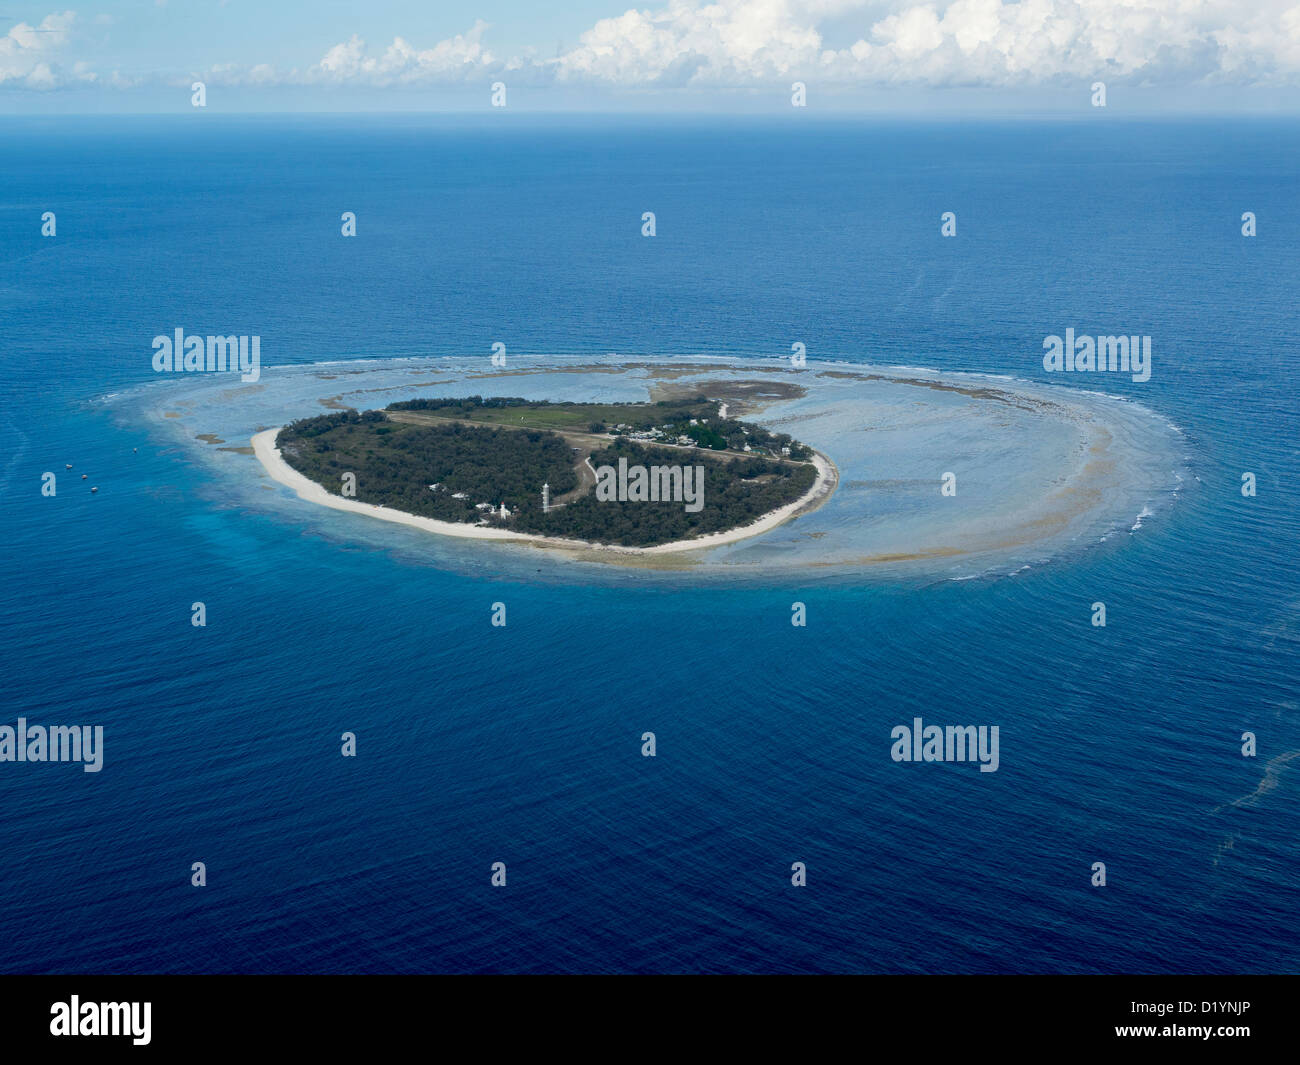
<box><xmin>259</xmin><ymin>396</ymin><xmax>837</xmax><ymax>550</ymax></box>
<box><xmin>144</xmin><ymin>355</ymin><xmax>1185</xmax><ymax>575</ymax></box>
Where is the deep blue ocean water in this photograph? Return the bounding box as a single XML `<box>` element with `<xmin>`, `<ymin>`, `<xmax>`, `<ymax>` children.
<box><xmin>0</xmin><ymin>115</ymin><xmax>1296</xmax><ymax>973</ymax></box>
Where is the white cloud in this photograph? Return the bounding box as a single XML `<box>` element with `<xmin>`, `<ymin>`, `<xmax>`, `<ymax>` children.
<box><xmin>0</xmin><ymin>10</ymin><xmax>79</xmax><ymax>88</ymax></box>
<box><xmin>11</xmin><ymin>3</ymin><xmax>1300</xmax><ymax>97</ymax></box>
<box><xmin>547</xmin><ymin>0</ymin><xmax>1300</xmax><ymax>88</ymax></box>
<box><xmin>553</xmin><ymin>1</ymin><xmax>826</xmax><ymax>86</ymax></box>
<box><xmin>310</xmin><ymin>21</ymin><xmax>497</xmax><ymax>84</ymax></box>
<box><xmin>193</xmin><ymin>20</ymin><xmax>501</xmax><ymax>89</ymax></box>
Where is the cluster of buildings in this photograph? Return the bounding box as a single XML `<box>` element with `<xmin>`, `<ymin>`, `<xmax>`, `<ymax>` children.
<box><xmin>612</xmin><ymin>418</ymin><xmax>708</xmax><ymax>448</ymax></box>
<box><xmin>428</xmin><ymin>483</ymin><xmax>512</xmax><ymax>518</ymax></box>
<box><xmin>607</xmin><ymin>420</ymin><xmax>791</xmax><ymax>458</ymax></box>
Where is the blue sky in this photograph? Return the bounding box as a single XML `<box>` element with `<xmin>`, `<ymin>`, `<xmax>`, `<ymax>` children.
<box><xmin>4</xmin><ymin>1</ymin><xmax>1300</xmax><ymax>113</ymax></box>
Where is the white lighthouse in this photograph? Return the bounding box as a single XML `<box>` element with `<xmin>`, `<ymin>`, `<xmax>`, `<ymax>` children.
<box><xmin>542</xmin><ymin>483</ymin><xmax>551</xmax><ymax>514</ymax></box>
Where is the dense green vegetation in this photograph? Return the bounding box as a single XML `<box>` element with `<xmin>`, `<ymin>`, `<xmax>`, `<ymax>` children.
<box><xmin>278</xmin><ymin>400</ymin><xmax>819</xmax><ymax>547</ymax></box>
<box><xmin>512</xmin><ymin>440</ymin><xmax>817</xmax><ymax>546</ymax></box>
<box><xmin>278</xmin><ymin>410</ymin><xmax>579</xmax><ymax>523</ymax></box>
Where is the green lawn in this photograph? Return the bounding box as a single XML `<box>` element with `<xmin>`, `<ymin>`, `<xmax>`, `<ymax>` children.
<box><xmin>390</xmin><ymin>400</ymin><xmax>715</xmax><ymax>432</ymax></box>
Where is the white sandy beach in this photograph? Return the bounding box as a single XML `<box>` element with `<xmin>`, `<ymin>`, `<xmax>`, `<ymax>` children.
<box><xmin>251</xmin><ymin>428</ymin><xmax>837</xmax><ymax>556</ymax></box>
